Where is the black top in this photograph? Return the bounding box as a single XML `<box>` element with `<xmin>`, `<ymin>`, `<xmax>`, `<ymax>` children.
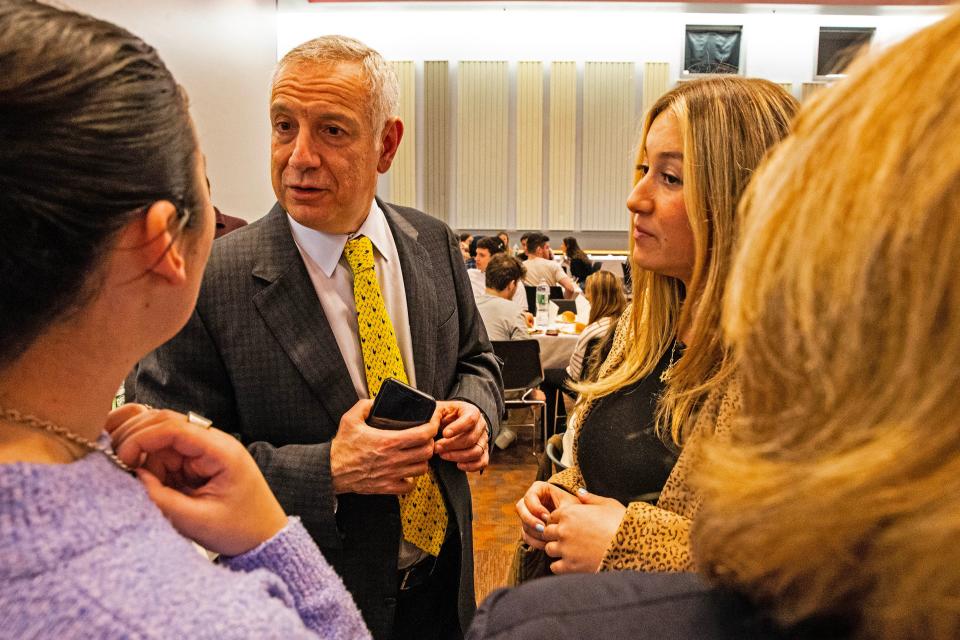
<box><xmin>577</xmin><ymin>342</ymin><xmax>679</xmax><ymax>504</ymax></box>
<box><xmin>468</xmin><ymin>572</ymin><xmax>851</xmax><ymax>640</ymax></box>
<box><xmin>568</xmin><ymin>257</ymin><xmax>595</xmax><ymax>284</ymax></box>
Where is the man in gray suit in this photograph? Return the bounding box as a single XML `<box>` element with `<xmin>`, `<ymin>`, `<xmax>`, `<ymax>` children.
<box><xmin>137</xmin><ymin>36</ymin><xmax>502</xmax><ymax>640</ymax></box>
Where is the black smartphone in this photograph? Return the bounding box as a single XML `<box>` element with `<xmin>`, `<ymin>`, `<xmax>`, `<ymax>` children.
<box><xmin>367</xmin><ymin>378</ymin><xmax>437</xmax><ymax>430</ymax></box>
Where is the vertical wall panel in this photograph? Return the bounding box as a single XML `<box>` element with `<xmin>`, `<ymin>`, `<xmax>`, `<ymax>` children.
<box><xmin>642</xmin><ymin>62</ymin><xmax>670</xmax><ymax>115</ymax></box>
<box><xmin>581</xmin><ymin>62</ymin><xmax>635</xmax><ymax>231</ymax></box>
<box><xmin>456</xmin><ymin>61</ymin><xmax>508</xmax><ymax>229</ymax></box>
<box><xmin>516</xmin><ymin>61</ymin><xmax>544</xmax><ymax>231</ymax></box>
<box><xmin>423</xmin><ymin>61</ymin><xmax>449</xmax><ymax>220</ymax></box>
<box><xmin>387</xmin><ymin>61</ymin><xmax>416</xmax><ymax>208</ymax></box>
<box><xmin>802</xmin><ymin>82</ymin><xmax>826</xmax><ymax>101</ymax></box>
<box><xmin>548</xmin><ymin>61</ymin><xmax>577</xmax><ymax>231</ymax></box>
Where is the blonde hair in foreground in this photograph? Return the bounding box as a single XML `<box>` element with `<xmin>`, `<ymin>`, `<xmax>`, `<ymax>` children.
<box><xmin>692</xmin><ymin>11</ymin><xmax>960</xmax><ymax>639</ymax></box>
<box><xmin>571</xmin><ymin>77</ymin><xmax>797</xmax><ymax>444</ymax></box>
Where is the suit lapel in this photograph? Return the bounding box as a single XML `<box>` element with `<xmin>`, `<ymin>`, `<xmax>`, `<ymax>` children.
<box><xmin>251</xmin><ymin>205</ymin><xmax>358</xmax><ymax>427</ymax></box>
<box><xmin>381</xmin><ymin>199</ymin><xmax>439</xmax><ymax>396</ymax></box>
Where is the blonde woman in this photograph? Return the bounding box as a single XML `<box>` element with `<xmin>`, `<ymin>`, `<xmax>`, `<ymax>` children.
<box><xmin>516</xmin><ymin>77</ymin><xmax>798</xmax><ymax>575</ymax></box>
<box><xmin>542</xmin><ymin>269</ymin><xmax>627</xmax><ymax>443</ymax></box>
<box><xmin>475</xmin><ymin>12</ymin><xmax>960</xmax><ymax>639</ymax></box>
<box><xmin>567</xmin><ymin>270</ymin><xmax>627</xmax><ymax>383</ymax></box>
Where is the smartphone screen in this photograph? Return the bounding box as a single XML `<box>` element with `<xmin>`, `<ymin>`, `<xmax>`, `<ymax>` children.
<box><xmin>368</xmin><ymin>378</ymin><xmax>436</xmax><ymax>430</ymax></box>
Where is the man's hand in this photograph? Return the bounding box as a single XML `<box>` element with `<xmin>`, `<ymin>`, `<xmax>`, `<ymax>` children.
<box><xmin>433</xmin><ymin>400</ymin><xmax>488</xmax><ymax>473</ymax></box>
<box><xmin>330</xmin><ymin>399</ymin><xmax>440</xmax><ymax>495</ymax></box>
<box><xmin>542</xmin><ymin>488</ymin><xmax>627</xmax><ymax>574</ymax></box>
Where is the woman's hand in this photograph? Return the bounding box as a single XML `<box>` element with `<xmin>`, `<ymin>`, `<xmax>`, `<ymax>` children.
<box><xmin>107</xmin><ymin>406</ymin><xmax>287</xmax><ymax>556</ymax></box>
<box><xmin>541</xmin><ymin>489</ymin><xmax>626</xmax><ymax>574</ymax></box>
<box><xmin>515</xmin><ymin>481</ymin><xmax>578</xmax><ymax>550</ymax></box>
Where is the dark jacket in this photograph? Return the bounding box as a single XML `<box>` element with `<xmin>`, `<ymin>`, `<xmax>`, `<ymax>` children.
<box><xmin>137</xmin><ymin>200</ymin><xmax>503</xmax><ymax>640</ymax></box>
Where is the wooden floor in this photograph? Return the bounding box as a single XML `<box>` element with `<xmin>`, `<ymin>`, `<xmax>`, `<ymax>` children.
<box><xmin>468</xmin><ymin>427</ymin><xmax>542</xmax><ymax>604</ymax></box>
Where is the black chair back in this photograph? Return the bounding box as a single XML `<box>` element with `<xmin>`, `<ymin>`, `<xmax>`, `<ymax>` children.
<box><xmin>549</xmin><ymin>285</ymin><xmax>563</xmax><ymax>300</ymax></box>
<box><xmin>490</xmin><ymin>340</ymin><xmax>544</xmax><ymax>391</ymax></box>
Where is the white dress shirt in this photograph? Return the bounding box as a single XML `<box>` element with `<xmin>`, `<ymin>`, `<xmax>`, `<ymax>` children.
<box><xmin>287</xmin><ymin>201</ymin><xmax>417</xmax><ymax>398</ymax></box>
<box><xmin>288</xmin><ymin>201</ymin><xmax>425</xmax><ymax>568</ymax></box>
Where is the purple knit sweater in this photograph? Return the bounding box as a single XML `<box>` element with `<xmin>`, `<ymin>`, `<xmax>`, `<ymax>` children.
<box><xmin>0</xmin><ymin>444</ymin><xmax>371</xmax><ymax>639</ymax></box>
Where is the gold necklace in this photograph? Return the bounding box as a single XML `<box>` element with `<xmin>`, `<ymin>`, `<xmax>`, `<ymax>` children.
<box><xmin>0</xmin><ymin>405</ymin><xmax>132</xmax><ymax>473</ymax></box>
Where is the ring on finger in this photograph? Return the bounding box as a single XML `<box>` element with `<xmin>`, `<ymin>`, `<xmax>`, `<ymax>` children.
<box><xmin>187</xmin><ymin>411</ymin><xmax>214</xmax><ymax>430</ymax></box>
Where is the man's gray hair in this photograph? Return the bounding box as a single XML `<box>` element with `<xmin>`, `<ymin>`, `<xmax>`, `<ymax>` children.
<box><xmin>274</xmin><ymin>35</ymin><xmax>399</xmax><ymax>135</ymax></box>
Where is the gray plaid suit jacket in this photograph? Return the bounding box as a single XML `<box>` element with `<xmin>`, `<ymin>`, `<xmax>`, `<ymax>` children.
<box><xmin>136</xmin><ymin>200</ymin><xmax>504</xmax><ymax>639</ymax></box>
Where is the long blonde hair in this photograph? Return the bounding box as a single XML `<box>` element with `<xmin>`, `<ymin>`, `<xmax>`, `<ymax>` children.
<box><xmin>692</xmin><ymin>12</ymin><xmax>960</xmax><ymax>639</ymax></box>
<box><xmin>572</xmin><ymin>77</ymin><xmax>797</xmax><ymax>444</ymax></box>
<box><xmin>584</xmin><ymin>270</ymin><xmax>626</xmax><ymax>326</ymax></box>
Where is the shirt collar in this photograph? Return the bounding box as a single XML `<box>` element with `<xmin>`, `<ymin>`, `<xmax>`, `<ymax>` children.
<box><xmin>287</xmin><ymin>200</ymin><xmax>392</xmax><ymax>277</ymax></box>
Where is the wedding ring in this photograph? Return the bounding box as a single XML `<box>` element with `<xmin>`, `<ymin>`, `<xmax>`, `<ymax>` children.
<box><xmin>187</xmin><ymin>411</ymin><xmax>213</xmax><ymax>430</ymax></box>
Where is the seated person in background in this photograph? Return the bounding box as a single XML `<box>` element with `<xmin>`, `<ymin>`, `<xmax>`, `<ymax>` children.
<box><xmin>516</xmin><ymin>232</ymin><xmax>531</xmax><ymax>261</ymax></box>
<box><xmin>497</xmin><ymin>230</ymin><xmax>511</xmax><ymax>255</ymax></box>
<box><xmin>516</xmin><ymin>76</ymin><xmax>798</xmax><ymax>576</ymax></box>
<box><xmin>471</xmin><ymin>14</ymin><xmax>960</xmax><ymax>638</ymax></box>
<box><xmin>459</xmin><ymin>231</ymin><xmax>473</xmax><ymax>263</ymax></box>
<box><xmin>560</xmin><ymin>236</ymin><xmax>595</xmax><ymax>286</ymax></box>
<box><xmin>566</xmin><ymin>271</ymin><xmax>625</xmax><ymax>383</ymax></box>
<box><xmin>0</xmin><ymin>3</ymin><xmax>368</xmax><ymax>637</ymax></box>
<box><xmin>469</xmin><ymin>236</ymin><xmax>528</xmax><ymax>313</ymax></box>
<box><xmin>521</xmin><ymin>233</ymin><xmax>577</xmax><ymax>298</ymax></box>
<box><xmin>463</xmin><ymin>233</ymin><xmax>478</xmax><ymax>269</ymax></box>
<box><xmin>475</xmin><ymin>254</ymin><xmax>529</xmax><ymax>341</ymax></box>
<box><xmin>477</xmin><ymin>255</ymin><xmax>544</xmax><ymax>450</ymax></box>
<box><xmin>543</xmin><ymin>270</ymin><xmax>628</xmax><ymax>442</ymax></box>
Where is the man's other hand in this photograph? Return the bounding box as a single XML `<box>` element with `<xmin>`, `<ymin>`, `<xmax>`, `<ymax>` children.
<box><xmin>434</xmin><ymin>400</ymin><xmax>489</xmax><ymax>473</ymax></box>
<box><xmin>330</xmin><ymin>399</ymin><xmax>440</xmax><ymax>495</ymax></box>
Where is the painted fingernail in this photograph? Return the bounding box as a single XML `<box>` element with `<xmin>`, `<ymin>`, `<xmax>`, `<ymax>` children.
<box><xmin>535</xmin><ymin>523</ymin><xmax>545</xmax><ymax>533</ymax></box>
<box><xmin>577</xmin><ymin>487</ymin><xmax>587</xmax><ymax>496</ymax></box>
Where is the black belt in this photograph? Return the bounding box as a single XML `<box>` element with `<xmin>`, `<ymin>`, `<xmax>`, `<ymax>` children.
<box><xmin>398</xmin><ymin>555</ymin><xmax>439</xmax><ymax>591</ymax></box>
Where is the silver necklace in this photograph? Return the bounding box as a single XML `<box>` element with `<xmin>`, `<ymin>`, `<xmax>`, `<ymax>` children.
<box><xmin>660</xmin><ymin>340</ymin><xmax>682</xmax><ymax>383</ymax></box>
<box><xmin>0</xmin><ymin>405</ymin><xmax>132</xmax><ymax>473</ymax></box>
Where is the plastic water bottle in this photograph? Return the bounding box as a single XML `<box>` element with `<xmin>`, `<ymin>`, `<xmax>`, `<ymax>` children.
<box><xmin>536</xmin><ymin>279</ymin><xmax>550</xmax><ymax>328</ymax></box>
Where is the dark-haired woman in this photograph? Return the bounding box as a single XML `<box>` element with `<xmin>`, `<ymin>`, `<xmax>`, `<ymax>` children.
<box><xmin>560</xmin><ymin>237</ymin><xmax>594</xmax><ymax>285</ymax></box>
<box><xmin>0</xmin><ymin>3</ymin><xmax>368</xmax><ymax>637</ymax></box>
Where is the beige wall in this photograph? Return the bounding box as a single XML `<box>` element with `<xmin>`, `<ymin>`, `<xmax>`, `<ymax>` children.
<box><xmin>67</xmin><ymin>0</ymin><xmax>278</xmax><ymax>221</ymax></box>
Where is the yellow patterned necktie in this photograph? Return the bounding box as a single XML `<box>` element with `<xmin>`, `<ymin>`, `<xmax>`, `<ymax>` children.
<box><xmin>343</xmin><ymin>235</ymin><xmax>448</xmax><ymax>557</ymax></box>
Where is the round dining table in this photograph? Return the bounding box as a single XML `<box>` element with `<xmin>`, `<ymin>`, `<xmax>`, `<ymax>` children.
<box><xmin>530</xmin><ymin>328</ymin><xmax>580</xmax><ymax>370</ymax></box>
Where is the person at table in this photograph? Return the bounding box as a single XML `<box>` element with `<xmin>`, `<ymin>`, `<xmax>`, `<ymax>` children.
<box><xmin>515</xmin><ymin>76</ymin><xmax>798</xmax><ymax>576</ymax></box>
<box><xmin>136</xmin><ymin>34</ymin><xmax>502</xmax><ymax>640</ymax></box>
<box><xmin>459</xmin><ymin>232</ymin><xmax>473</xmax><ymax>265</ymax></box>
<box><xmin>497</xmin><ymin>230</ymin><xmax>511</xmax><ymax>255</ymax></box>
<box><xmin>472</xmin><ymin>13</ymin><xmax>960</xmax><ymax>637</ymax></box>
<box><xmin>521</xmin><ymin>233</ymin><xmax>577</xmax><ymax>298</ymax></box>
<box><xmin>476</xmin><ymin>255</ymin><xmax>546</xmax><ymax>450</ymax></box>
<box><xmin>559</xmin><ymin>236</ymin><xmax>595</xmax><ymax>286</ymax></box>
<box><xmin>475</xmin><ymin>255</ymin><xmax>530</xmax><ymax>343</ymax></box>
<box><xmin>468</xmin><ymin>236</ymin><xmax>528</xmax><ymax>313</ymax></box>
<box><xmin>0</xmin><ymin>3</ymin><xmax>369</xmax><ymax>637</ymax></box>
<box><xmin>516</xmin><ymin>232</ymin><xmax>531</xmax><ymax>261</ymax></box>
<box><xmin>543</xmin><ymin>270</ymin><xmax>627</xmax><ymax>446</ymax></box>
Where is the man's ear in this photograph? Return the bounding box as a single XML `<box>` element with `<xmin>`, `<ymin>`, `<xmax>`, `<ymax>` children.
<box><xmin>376</xmin><ymin>117</ymin><xmax>404</xmax><ymax>174</ymax></box>
<box><xmin>143</xmin><ymin>200</ymin><xmax>187</xmax><ymax>284</ymax></box>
